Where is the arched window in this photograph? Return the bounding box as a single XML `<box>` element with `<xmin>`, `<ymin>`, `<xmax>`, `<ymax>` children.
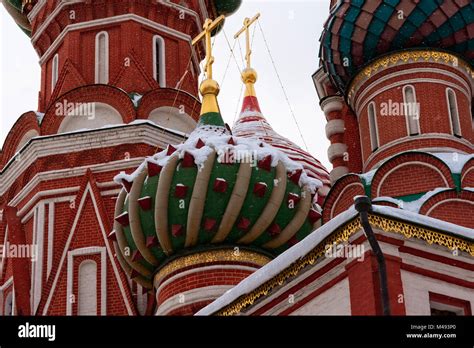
<box><xmin>153</xmin><ymin>35</ymin><xmax>166</xmax><ymax>87</ymax></box>
<box><xmin>403</xmin><ymin>85</ymin><xmax>420</xmax><ymax>135</ymax></box>
<box><xmin>4</xmin><ymin>292</ymin><xmax>13</xmax><ymax>316</ymax></box>
<box><xmin>368</xmin><ymin>102</ymin><xmax>379</xmax><ymax>151</ymax></box>
<box><xmin>78</xmin><ymin>260</ymin><xmax>97</xmax><ymax>315</ymax></box>
<box><xmin>95</xmin><ymin>31</ymin><xmax>109</xmax><ymax>84</ymax></box>
<box><xmin>447</xmin><ymin>88</ymin><xmax>461</xmax><ymax>137</ymax></box>
<box><xmin>52</xmin><ymin>54</ymin><xmax>59</xmax><ymax>90</ymax></box>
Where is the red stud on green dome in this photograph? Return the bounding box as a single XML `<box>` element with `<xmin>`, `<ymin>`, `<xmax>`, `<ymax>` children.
<box><xmin>203</xmin><ymin>218</ymin><xmax>217</xmax><ymax>232</ymax></box>
<box><xmin>147</xmin><ymin>162</ymin><xmax>162</xmax><ymax>177</ymax></box>
<box><xmin>115</xmin><ymin>212</ymin><xmax>130</xmax><ymax>227</ymax></box>
<box><xmin>182</xmin><ymin>152</ymin><xmax>195</xmax><ymax>167</ymax></box>
<box><xmin>196</xmin><ymin>138</ymin><xmax>206</xmax><ymax>149</ymax></box>
<box><xmin>308</xmin><ymin>209</ymin><xmax>322</xmax><ymax>224</ymax></box>
<box><xmin>107</xmin><ymin>230</ymin><xmax>117</xmax><ymax>241</ymax></box>
<box><xmin>236</xmin><ymin>217</ymin><xmax>251</xmax><ymax>231</ymax></box>
<box><xmin>174</xmin><ymin>184</ymin><xmax>188</xmax><ymax>198</ymax></box>
<box><xmin>137</xmin><ymin>196</ymin><xmax>152</xmax><ymax>211</ymax></box>
<box><xmin>257</xmin><ymin>155</ymin><xmax>272</xmax><ymax>171</ymax></box>
<box><xmin>166</xmin><ymin>145</ymin><xmax>177</xmax><ymax>156</ymax></box>
<box><xmin>213</xmin><ymin>178</ymin><xmax>228</xmax><ymax>193</ymax></box>
<box><xmin>146</xmin><ymin>236</ymin><xmax>159</xmax><ymax>248</ymax></box>
<box><xmin>172</xmin><ymin>224</ymin><xmax>184</xmax><ymax>237</ymax></box>
<box><xmin>288</xmin><ymin>193</ymin><xmax>301</xmax><ymax>207</ymax></box>
<box><xmin>288</xmin><ymin>169</ymin><xmax>303</xmax><ymax>185</ymax></box>
<box><xmin>267</xmin><ymin>223</ymin><xmax>281</xmax><ymax>236</ymax></box>
<box><xmin>253</xmin><ymin>182</ymin><xmax>267</xmax><ymax>198</ymax></box>
<box><xmin>132</xmin><ymin>250</ymin><xmax>143</xmax><ymax>262</ymax></box>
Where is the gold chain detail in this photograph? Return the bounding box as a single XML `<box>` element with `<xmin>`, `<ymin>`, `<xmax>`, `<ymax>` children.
<box><xmin>216</xmin><ymin>218</ymin><xmax>361</xmax><ymax>315</ymax></box>
<box><xmin>368</xmin><ymin>215</ymin><xmax>474</xmax><ymax>256</ymax></box>
<box><xmin>154</xmin><ymin>249</ymin><xmax>271</xmax><ymax>286</ymax></box>
<box><xmin>348</xmin><ymin>49</ymin><xmax>474</xmax><ymax>101</ymax></box>
<box><xmin>215</xmin><ymin>215</ymin><xmax>474</xmax><ymax>316</ymax></box>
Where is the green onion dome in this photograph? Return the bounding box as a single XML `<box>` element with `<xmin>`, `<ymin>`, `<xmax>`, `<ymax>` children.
<box><xmin>320</xmin><ymin>0</ymin><xmax>474</xmax><ymax>93</ymax></box>
<box><xmin>111</xmin><ymin>79</ymin><xmax>323</xmax><ymax>289</ymax></box>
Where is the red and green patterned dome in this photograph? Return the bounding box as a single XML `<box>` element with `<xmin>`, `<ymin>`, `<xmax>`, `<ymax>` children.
<box><xmin>320</xmin><ymin>0</ymin><xmax>474</xmax><ymax>92</ymax></box>
<box><xmin>232</xmin><ymin>69</ymin><xmax>331</xmax><ymax>208</ymax></box>
<box><xmin>111</xmin><ymin>78</ymin><xmax>323</xmax><ymax>288</ymax></box>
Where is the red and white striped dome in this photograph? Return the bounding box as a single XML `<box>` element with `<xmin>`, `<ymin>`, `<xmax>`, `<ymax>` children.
<box><xmin>232</xmin><ymin>69</ymin><xmax>331</xmax><ymax>209</ymax></box>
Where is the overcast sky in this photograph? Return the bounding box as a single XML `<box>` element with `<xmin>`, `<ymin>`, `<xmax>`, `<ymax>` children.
<box><xmin>0</xmin><ymin>0</ymin><xmax>331</xmax><ymax>169</ymax></box>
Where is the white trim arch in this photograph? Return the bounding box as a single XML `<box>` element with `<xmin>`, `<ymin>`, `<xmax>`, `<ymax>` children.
<box><xmin>153</xmin><ymin>35</ymin><xmax>166</xmax><ymax>87</ymax></box>
<box><xmin>95</xmin><ymin>31</ymin><xmax>109</xmax><ymax>84</ymax></box>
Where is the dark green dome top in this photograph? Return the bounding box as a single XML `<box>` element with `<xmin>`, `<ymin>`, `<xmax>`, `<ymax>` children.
<box><xmin>320</xmin><ymin>0</ymin><xmax>474</xmax><ymax>93</ymax></box>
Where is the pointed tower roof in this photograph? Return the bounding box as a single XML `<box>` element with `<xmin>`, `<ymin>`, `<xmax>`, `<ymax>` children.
<box><xmin>232</xmin><ymin>15</ymin><xmax>331</xmax><ymax>207</ymax></box>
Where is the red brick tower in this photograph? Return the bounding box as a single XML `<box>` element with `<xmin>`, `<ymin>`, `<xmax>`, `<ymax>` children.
<box><xmin>0</xmin><ymin>0</ymin><xmax>241</xmax><ymax>315</ymax></box>
<box><xmin>314</xmin><ymin>1</ymin><xmax>474</xmax><ymax>227</ymax></box>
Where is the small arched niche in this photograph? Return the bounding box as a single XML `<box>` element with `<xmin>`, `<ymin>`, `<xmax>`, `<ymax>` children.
<box><xmin>57</xmin><ymin>102</ymin><xmax>123</xmax><ymax>134</ymax></box>
<box><xmin>149</xmin><ymin>106</ymin><xmax>196</xmax><ymax>134</ymax></box>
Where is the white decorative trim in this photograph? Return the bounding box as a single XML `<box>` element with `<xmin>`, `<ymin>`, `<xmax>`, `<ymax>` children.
<box><xmin>320</xmin><ymin>96</ymin><xmax>344</xmax><ymax>116</ymax></box>
<box><xmin>425</xmin><ymin>198</ymin><xmax>474</xmax><ymax>216</ymax></box>
<box><xmin>21</xmin><ymin>195</ymin><xmax>75</xmax><ymax>224</ymax></box>
<box><xmin>66</xmin><ymin>246</ymin><xmax>106</xmax><ymax>315</ymax></box>
<box><xmin>30</xmin><ymin>203</ymin><xmax>45</xmax><ymax>314</ymax></box>
<box><xmin>325</xmin><ymin>119</ymin><xmax>345</xmax><ymax>139</ymax></box>
<box><xmin>156</xmin><ymin>285</ymin><xmax>233</xmax><ymax>315</ymax></box>
<box><xmin>51</xmin><ymin>54</ymin><xmax>59</xmax><ymax>91</ymax></box>
<box><xmin>15</xmin><ymin>188</ymin><xmax>79</xmax><ymax>217</ymax></box>
<box><xmin>352</xmin><ymin>67</ymin><xmax>473</xmax><ymax>111</ymax></box>
<box><xmin>330</xmin><ymin>183</ymin><xmax>364</xmax><ymax>219</ymax></box>
<box><xmin>95</xmin><ymin>31</ymin><xmax>109</xmax><ymax>84</ymax></box>
<box><xmin>47</xmin><ymin>202</ymin><xmax>55</xmax><ymax>278</ymax></box>
<box><xmin>327</xmin><ymin>143</ymin><xmax>348</xmax><ymax>162</ymax></box>
<box><xmin>27</xmin><ymin>0</ymin><xmax>47</xmax><ymax>21</ymax></box>
<box><xmin>100</xmin><ymin>189</ymin><xmax>121</xmax><ymax>197</ymax></box>
<box><xmin>1</xmin><ymin>123</ymin><xmax>185</xmax><ymax>196</ymax></box>
<box><xmin>153</xmin><ymin>35</ymin><xmax>166</xmax><ymax>88</ymax></box>
<box><xmin>376</xmin><ymin>162</ymin><xmax>450</xmax><ymax>197</ymax></box>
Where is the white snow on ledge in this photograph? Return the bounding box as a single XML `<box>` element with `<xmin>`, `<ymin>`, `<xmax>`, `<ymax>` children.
<box><xmin>196</xmin><ymin>205</ymin><xmax>474</xmax><ymax>316</ymax></box>
<box><xmin>195</xmin><ymin>207</ymin><xmax>359</xmax><ymax>316</ymax></box>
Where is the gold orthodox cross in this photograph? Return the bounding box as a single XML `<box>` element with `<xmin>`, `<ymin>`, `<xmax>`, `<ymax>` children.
<box><xmin>192</xmin><ymin>15</ymin><xmax>226</xmax><ymax>80</ymax></box>
<box><xmin>234</xmin><ymin>13</ymin><xmax>261</xmax><ymax>69</ymax></box>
